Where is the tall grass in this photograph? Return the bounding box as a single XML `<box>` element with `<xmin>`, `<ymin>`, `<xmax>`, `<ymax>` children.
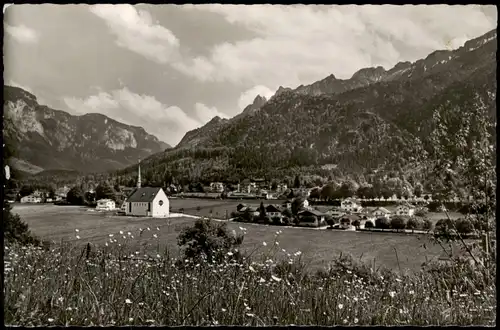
<box><xmin>4</xmin><ymin>228</ymin><xmax>496</xmax><ymax>326</ymax></box>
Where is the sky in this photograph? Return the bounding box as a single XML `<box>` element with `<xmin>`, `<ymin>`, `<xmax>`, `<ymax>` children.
<box><xmin>4</xmin><ymin>4</ymin><xmax>497</xmax><ymax>146</ymax></box>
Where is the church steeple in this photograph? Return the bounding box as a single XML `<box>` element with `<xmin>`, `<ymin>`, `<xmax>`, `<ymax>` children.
<box><xmin>137</xmin><ymin>160</ymin><xmax>142</xmax><ymax>189</ymax></box>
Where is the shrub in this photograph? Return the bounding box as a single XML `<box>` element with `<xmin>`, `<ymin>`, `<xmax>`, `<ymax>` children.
<box><xmin>414</xmin><ymin>207</ymin><xmax>429</xmax><ymax>217</ymax></box>
<box><xmin>230</xmin><ymin>211</ymin><xmax>239</xmax><ymax>219</ymax></box>
<box><xmin>364</xmin><ymin>220</ymin><xmax>374</xmax><ymax>228</ymax></box>
<box><xmin>407</xmin><ymin>217</ymin><xmax>424</xmax><ymax>231</ymax></box>
<box><xmin>325</xmin><ymin>215</ymin><xmax>337</xmax><ymax>228</ymax></box>
<box><xmin>423</xmin><ymin>219</ymin><xmax>434</xmax><ymax>231</ymax></box>
<box><xmin>282</xmin><ymin>217</ymin><xmax>291</xmax><ymax>226</ymax></box>
<box><xmin>455</xmin><ymin>218</ymin><xmax>475</xmax><ymax>234</ymax></box>
<box><xmin>375</xmin><ymin>217</ymin><xmax>390</xmax><ymax>229</ymax></box>
<box><xmin>177</xmin><ymin>218</ymin><xmax>244</xmax><ymax>264</ymax></box>
<box><xmin>271</xmin><ymin>216</ymin><xmax>282</xmax><ymax>225</ymax></box>
<box><xmin>435</xmin><ymin>218</ymin><xmax>454</xmax><ymax>234</ymax></box>
<box><xmin>352</xmin><ymin>219</ymin><xmax>361</xmax><ymax>228</ymax></box>
<box><xmin>390</xmin><ymin>216</ymin><xmax>408</xmax><ymax>230</ymax></box>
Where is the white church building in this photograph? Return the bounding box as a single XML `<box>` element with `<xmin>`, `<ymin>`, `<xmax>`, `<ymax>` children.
<box><xmin>122</xmin><ymin>162</ymin><xmax>170</xmax><ymax>218</ymax></box>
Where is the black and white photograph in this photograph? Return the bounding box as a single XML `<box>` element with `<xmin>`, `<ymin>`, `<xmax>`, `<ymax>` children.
<box><xmin>3</xmin><ymin>4</ymin><xmax>496</xmax><ymax>326</ymax></box>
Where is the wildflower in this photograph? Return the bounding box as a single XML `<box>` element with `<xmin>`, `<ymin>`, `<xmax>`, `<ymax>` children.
<box><xmin>271</xmin><ymin>275</ymin><xmax>282</xmax><ymax>282</ymax></box>
<box><xmin>338</xmin><ymin>304</ymin><xmax>344</xmax><ymax>310</ymax></box>
<box><xmin>275</xmin><ymin>241</ymin><xmax>280</xmax><ymax>246</ymax></box>
<box><xmin>396</xmin><ymin>278</ymin><xmax>402</xmax><ymax>283</ymax></box>
<box><xmin>156</xmin><ymin>227</ymin><xmax>160</xmax><ymax>231</ymax></box>
<box><xmin>409</xmin><ymin>290</ymin><xmax>415</xmax><ymax>295</ymax></box>
<box><xmin>221</xmin><ymin>308</ymin><xmax>227</xmax><ymax>312</ymax></box>
<box><xmin>259</xmin><ymin>277</ymin><xmax>266</xmax><ymax>283</ymax></box>
<box><xmin>227</xmin><ymin>251</ymin><xmax>233</xmax><ymax>256</ymax></box>
<box><xmin>76</xmin><ymin>235</ymin><xmax>80</xmax><ymax>240</ymax></box>
<box><xmin>389</xmin><ymin>291</ymin><xmax>396</xmax><ymax>298</ymax></box>
<box><xmin>245</xmin><ymin>306</ymin><xmax>251</xmax><ymax>311</ymax></box>
<box><xmin>123</xmin><ymin>236</ymin><xmax>126</xmax><ymax>239</ymax></box>
<box><xmin>109</xmin><ymin>234</ymin><xmax>114</xmax><ymax>237</ymax></box>
<box><xmin>156</xmin><ymin>254</ymin><xmax>161</xmax><ymax>258</ymax></box>
<box><xmin>343</xmin><ymin>319</ymin><xmax>348</xmax><ymax>324</ymax></box>
<box><xmin>147</xmin><ymin>227</ymin><xmax>151</xmax><ymax>231</ymax></box>
<box><xmin>127</xmin><ymin>232</ymin><xmax>131</xmax><ymax>236</ymax></box>
<box><xmin>246</xmin><ymin>313</ymin><xmax>255</xmax><ymax>317</ymax></box>
<box><xmin>295</xmin><ymin>251</ymin><xmax>302</xmax><ymax>256</ymax></box>
<box><xmin>125</xmin><ymin>299</ymin><xmax>132</xmax><ymax>304</ymax></box>
<box><xmin>263</xmin><ymin>242</ymin><xmax>267</xmax><ymax>246</ymax></box>
<box><xmin>249</xmin><ymin>265</ymin><xmax>256</xmax><ymax>272</ymax></box>
<box><xmin>75</xmin><ymin>229</ymin><xmax>79</xmax><ymax>232</ymax></box>
<box><xmin>354</xmin><ymin>318</ymin><xmax>359</xmax><ymax>324</ymax></box>
<box><xmin>66</xmin><ymin>307</ymin><xmax>72</xmax><ymax>311</ymax></box>
<box><xmin>153</xmin><ymin>234</ymin><xmax>158</xmax><ymax>238</ymax></box>
<box><xmin>105</xmin><ymin>243</ymin><xmax>108</xmax><ymax>247</ymax></box>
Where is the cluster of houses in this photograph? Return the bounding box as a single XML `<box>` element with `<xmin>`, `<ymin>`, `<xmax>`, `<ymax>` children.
<box><xmin>19</xmin><ymin>187</ymin><xmax>70</xmax><ymax>204</ymax></box>
<box><xmin>234</xmin><ymin>197</ymin><xmax>418</xmax><ymax>229</ymax></box>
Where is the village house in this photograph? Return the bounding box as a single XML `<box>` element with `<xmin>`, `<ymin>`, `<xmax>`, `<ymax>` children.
<box><xmin>340</xmin><ymin>198</ymin><xmax>363</xmax><ymax>213</ymax></box>
<box><xmin>395</xmin><ymin>203</ymin><xmax>416</xmax><ymax>217</ymax></box>
<box><xmin>298</xmin><ymin>209</ymin><xmax>326</xmax><ymax>227</ymax></box>
<box><xmin>210</xmin><ymin>182</ymin><xmax>224</xmax><ymax>193</ymax></box>
<box><xmin>20</xmin><ymin>194</ymin><xmax>42</xmax><ymax>203</ymax></box>
<box><xmin>265</xmin><ymin>205</ymin><xmax>283</xmax><ymax>218</ymax></box>
<box><xmin>371</xmin><ymin>207</ymin><xmax>392</xmax><ymax>219</ymax></box>
<box><xmin>238</xmin><ymin>206</ymin><xmax>260</xmax><ymax>217</ymax></box>
<box><xmin>327</xmin><ymin>207</ymin><xmax>346</xmax><ymax>220</ymax></box>
<box><xmin>282</xmin><ymin>200</ymin><xmax>292</xmax><ymax>210</ymax></box>
<box><xmin>276</xmin><ymin>184</ymin><xmax>288</xmax><ymax>193</ymax></box>
<box><xmin>260</xmin><ymin>190</ymin><xmax>270</xmax><ymax>199</ymax></box>
<box><xmin>122</xmin><ymin>162</ymin><xmax>170</xmax><ymax>217</ymax></box>
<box><xmin>340</xmin><ymin>214</ymin><xmax>362</xmax><ymax>230</ymax></box>
<box><xmin>96</xmin><ymin>199</ymin><xmax>116</xmax><ymax>211</ymax></box>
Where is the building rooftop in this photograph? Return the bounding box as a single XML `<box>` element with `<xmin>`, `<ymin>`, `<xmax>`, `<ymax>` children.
<box><xmin>126</xmin><ymin>187</ymin><xmax>163</xmax><ymax>203</ymax></box>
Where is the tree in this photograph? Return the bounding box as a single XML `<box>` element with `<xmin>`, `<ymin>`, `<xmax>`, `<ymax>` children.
<box><xmin>291</xmin><ymin>197</ymin><xmax>305</xmax><ymax>216</ymax></box>
<box><xmin>309</xmin><ymin>187</ymin><xmax>321</xmax><ymax>200</ymax></box>
<box><xmin>455</xmin><ymin>218</ymin><xmax>474</xmax><ymax>235</ymax></box>
<box><xmin>325</xmin><ymin>214</ymin><xmax>336</xmax><ymax>228</ymax></box>
<box><xmin>259</xmin><ymin>201</ymin><xmax>267</xmax><ymax>219</ymax></box>
<box><xmin>293</xmin><ymin>175</ymin><xmax>301</xmax><ymax>188</ymax></box>
<box><xmin>375</xmin><ymin>217</ymin><xmax>390</xmax><ymax>229</ymax></box>
<box><xmin>364</xmin><ymin>220</ymin><xmax>374</xmax><ymax>228</ymax></box>
<box><xmin>67</xmin><ymin>186</ymin><xmax>86</xmax><ymax>205</ymax></box>
<box><xmin>339</xmin><ymin>180</ymin><xmax>359</xmax><ymax>198</ymax></box>
<box><xmin>3</xmin><ymin>200</ymin><xmax>40</xmax><ymax>245</ymax></box>
<box><xmin>271</xmin><ymin>181</ymin><xmax>278</xmax><ymax>191</ymax></box>
<box><xmin>414</xmin><ymin>182</ymin><xmax>424</xmax><ymax>198</ymax></box>
<box><xmin>95</xmin><ymin>183</ymin><xmax>115</xmax><ymax>200</ymax></box>
<box><xmin>320</xmin><ymin>184</ymin><xmax>335</xmax><ymax>201</ymax></box>
<box><xmin>19</xmin><ymin>185</ymin><xmax>34</xmax><ymax>198</ymax></box>
<box><xmin>407</xmin><ymin>217</ymin><xmax>424</xmax><ymax>232</ymax></box>
<box><xmin>390</xmin><ymin>216</ymin><xmax>408</xmax><ymax>230</ymax></box>
<box><xmin>177</xmin><ymin>218</ymin><xmax>244</xmax><ymax>264</ymax></box>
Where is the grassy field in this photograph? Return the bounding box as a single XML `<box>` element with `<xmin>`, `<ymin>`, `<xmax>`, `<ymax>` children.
<box><xmin>12</xmin><ymin>203</ymin><xmax>464</xmax><ymax>272</ymax></box>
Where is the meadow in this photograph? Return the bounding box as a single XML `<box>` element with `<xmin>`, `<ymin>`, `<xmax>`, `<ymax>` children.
<box><xmin>13</xmin><ymin>203</ymin><xmax>463</xmax><ymax>272</ymax></box>
<box><xmin>5</xmin><ymin>204</ymin><xmax>496</xmax><ymax>326</ymax></box>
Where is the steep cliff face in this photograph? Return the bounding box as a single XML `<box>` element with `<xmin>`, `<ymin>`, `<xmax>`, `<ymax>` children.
<box><xmin>3</xmin><ymin>86</ymin><xmax>170</xmax><ymax>173</ymax></box>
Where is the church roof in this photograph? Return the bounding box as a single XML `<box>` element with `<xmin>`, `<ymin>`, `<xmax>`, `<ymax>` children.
<box><xmin>126</xmin><ymin>187</ymin><xmax>163</xmax><ymax>203</ymax></box>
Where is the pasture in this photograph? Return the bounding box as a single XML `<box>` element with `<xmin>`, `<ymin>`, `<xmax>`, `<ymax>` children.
<box><xmin>12</xmin><ymin>203</ymin><xmax>464</xmax><ymax>272</ymax></box>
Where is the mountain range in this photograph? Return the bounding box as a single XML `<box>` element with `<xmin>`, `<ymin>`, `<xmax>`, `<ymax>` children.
<box><xmin>117</xmin><ymin>29</ymin><xmax>496</xmax><ymax>187</ymax></box>
<box><xmin>3</xmin><ymin>86</ymin><xmax>170</xmax><ymax>175</ymax></box>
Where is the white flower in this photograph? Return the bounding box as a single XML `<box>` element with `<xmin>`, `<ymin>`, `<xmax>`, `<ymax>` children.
<box><xmin>221</xmin><ymin>308</ymin><xmax>227</xmax><ymax>312</ymax></box>
<box><xmin>409</xmin><ymin>290</ymin><xmax>415</xmax><ymax>295</ymax></box>
<box><xmin>119</xmin><ymin>231</ymin><xmax>124</xmax><ymax>235</ymax></box>
<box><xmin>75</xmin><ymin>229</ymin><xmax>79</xmax><ymax>232</ymax></box>
<box><xmin>156</xmin><ymin>254</ymin><xmax>161</xmax><ymax>258</ymax></box>
<box><xmin>259</xmin><ymin>277</ymin><xmax>266</xmax><ymax>283</ymax></box>
<box><xmin>354</xmin><ymin>318</ymin><xmax>359</xmax><ymax>324</ymax></box>
<box><xmin>249</xmin><ymin>265</ymin><xmax>256</xmax><ymax>272</ymax></box>
<box><xmin>389</xmin><ymin>291</ymin><xmax>396</xmax><ymax>298</ymax></box>
<box><xmin>156</xmin><ymin>227</ymin><xmax>160</xmax><ymax>231</ymax></box>
<box><xmin>295</xmin><ymin>251</ymin><xmax>302</xmax><ymax>256</ymax></box>
<box><xmin>125</xmin><ymin>299</ymin><xmax>132</xmax><ymax>304</ymax></box>
<box><xmin>147</xmin><ymin>227</ymin><xmax>151</xmax><ymax>231</ymax></box>
<box><xmin>129</xmin><ymin>318</ymin><xmax>133</xmax><ymax>322</ymax></box>
<box><xmin>275</xmin><ymin>241</ymin><xmax>280</xmax><ymax>246</ymax></box>
<box><xmin>123</xmin><ymin>236</ymin><xmax>126</xmax><ymax>239</ymax></box>
<box><xmin>127</xmin><ymin>232</ymin><xmax>131</xmax><ymax>236</ymax></box>
<box><xmin>227</xmin><ymin>251</ymin><xmax>233</xmax><ymax>256</ymax></box>
<box><xmin>48</xmin><ymin>318</ymin><xmax>54</xmax><ymax>322</ymax></box>
<box><xmin>271</xmin><ymin>275</ymin><xmax>281</xmax><ymax>282</ymax></box>
<box><xmin>108</xmin><ymin>234</ymin><xmax>114</xmax><ymax>237</ymax></box>
<box><xmin>338</xmin><ymin>304</ymin><xmax>344</xmax><ymax>310</ymax></box>
<box><xmin>76</xmin><ymin>235</ymin><xmax>80</xmax><ymax>240</ymax></box>
<box><xmin>246</xmin><ymin>313</ymin><xmax>255</xmax><ymax>317</ymax></box>
<box><xmin>105</xmin><ymin>242</ymin><xmax>108</xmax><ymax>247</ymax></box>
<box><xmin>263</xmin><ymin>242</ymin><xmax>267</xmax><ymax>246</ymax></box>
<box><xmin>153</xmin><ymin>234</ymin><xmax>158</xmax><ymax>238</ymax></box>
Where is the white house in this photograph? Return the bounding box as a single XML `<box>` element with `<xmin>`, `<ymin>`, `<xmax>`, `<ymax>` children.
<box><xmin>20</xmin><ymin>194</ymin><xmax>42</xmax><ymax>203</ymax></box>
<box><xmin>303</xmin><ymin>199</ymin><xmax>310</xmax><ymax>209</ymax></box>
<box><xmin>328</xmin><ymin>207</ymin><xmax>346</xmax><ymax>219</ymax></box>
<box><xmin>371</xmin><ymin>207</ymin><xmax>392</xmax><ymax>219</ymax></box>
<box><xmin>96</xmin><ymin>199</ymin><xmax>116</xmax><ymax>211</ymax></box>
<box><xmin>395</xmin><ymin>203</ymin><xmax>416</xmax><ymax>217</ymax></box>
<box><xmin>276</xmin><ymin>184</ymin><xmax>288</xmax><ymax>193</ymax></box>
<box><xmin>123</xmin><ymin>187</ymin><xmax>170</xmax><ymax>217</ymax></box>
<box><xmin>340</xmin><ymin>198</ymin><xmax>362</xmax><ymax>213</ymax></box>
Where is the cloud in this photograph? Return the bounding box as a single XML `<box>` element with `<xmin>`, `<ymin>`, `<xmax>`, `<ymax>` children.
<box><xmin>63</xmin><ymin>87</ymin><xmax>200</xmax><ymax>146</ymax></box>
<box><xmin>194</xmin><ymin>103</ymin><xmax>228</xmax><ymax>124</ymax></box>
<box><xmin>90</xmin><ymin>4</ymin><xmax>180</xmax><ymax>64</ymax></box>
<box><xmin>177</xmin><ymin>4</ymin><xmax>496</xmax><ymax>88</ymax></box>
<box><xmin>237</xmin><ymin>85</ymin><xmax>275</xmax><ymax>111</ymax></box>
<box><xmin>5</xmin><ymin>23</ymin><xmax>38</xmax><ymax>44</ymax></box>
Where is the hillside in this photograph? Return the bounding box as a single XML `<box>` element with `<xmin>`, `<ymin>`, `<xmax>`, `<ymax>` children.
<box><xmin>3</xmin><ymin>86</ymin><xmax>171</xmax><ymax>174</ymax></box>
<box><xmin>110</xmin><ymin>30</ymin><xmax>497</xmax><ymax>188</ymax></box>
